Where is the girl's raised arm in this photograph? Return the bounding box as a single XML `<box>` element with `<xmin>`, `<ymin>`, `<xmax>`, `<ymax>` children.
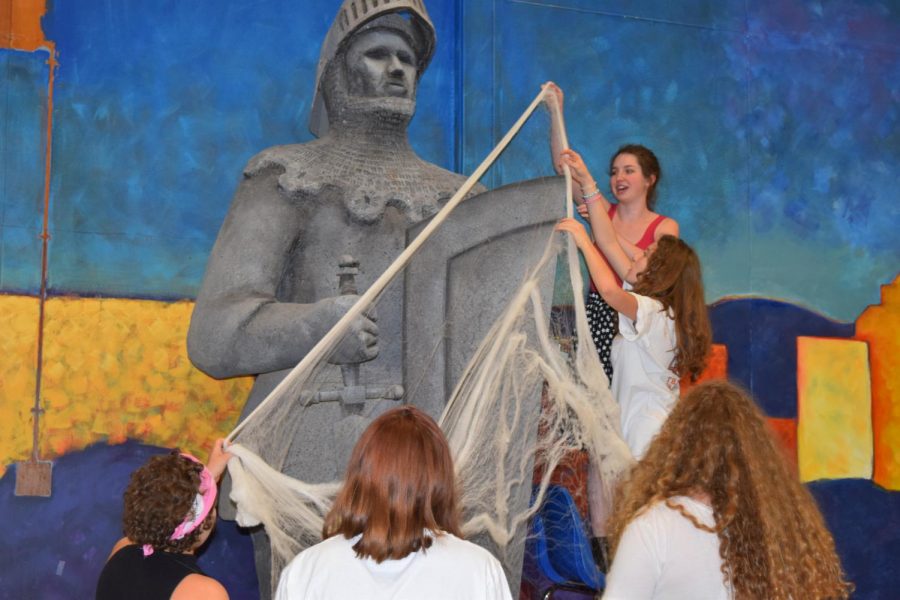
<box><xmin>557</xmin><ymin>147</ymin><xmax>613</xmax><ymax>215</ymax></box>
<box><xmin>543</xmin><ymin>83</ymin><xmax>612</xmax><ymax>214</ymax></box>
<box><xmin>556</xmin><ymin>218</ymin><xmax>638</xmax><ymax>321</ymax></box>
<box><xmin>583</xmin><ymin>198</ymin><xmax>633</xmax><ymax>281</ymax></box>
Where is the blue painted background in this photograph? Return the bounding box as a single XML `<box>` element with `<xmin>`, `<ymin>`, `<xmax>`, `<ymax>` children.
<box><xmin>21</xmin><ymin>0</ymin><xmax>460</xmax><ymax>299</ymax></box>
<box><xmin>1</xmin><ymin>0</ymin><xmax>897</xmax><ymax>319</ymax></box>
<box><xmin>460</xmin><ymin>0</ymin><xmax>899</xmax><ymax>321</ymax></box>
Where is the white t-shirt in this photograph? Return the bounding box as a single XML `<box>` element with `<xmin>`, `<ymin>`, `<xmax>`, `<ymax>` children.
<box><xmin>275</xmin><ymin>531</ymin><xmax>513</xmax><ymax>600</ymax></box>
<box><xmin>603</xmin><ymin>496</ymin><xmax>732</xmax><ymax>600</ymax></box>
<box><xmin>611</xmin><ymin>292</ymin><xmax>679</xmax><ymax>459</ymax></box>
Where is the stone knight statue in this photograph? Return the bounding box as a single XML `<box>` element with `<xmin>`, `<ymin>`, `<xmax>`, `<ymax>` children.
<box><xmin>187</xmin><ymin>1</ymin><xmax>484</xmax><ymax>595</ymax></box>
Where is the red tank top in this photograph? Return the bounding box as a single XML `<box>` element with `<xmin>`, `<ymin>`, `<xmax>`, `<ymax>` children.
<box><xmin>588</xmin><ymin>204</ymin><xmax>667</xmax><ymax>291</ymax></box>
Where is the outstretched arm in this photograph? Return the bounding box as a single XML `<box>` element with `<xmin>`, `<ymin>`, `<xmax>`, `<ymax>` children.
<box><xmin>557</xmin><ymin>148</ymin><xmax>613</xmax><ymax>216</ymax></box>
<box><xmin>544</xmin><ymin>82</ymin><xmax>568</xmax><ymax>177</ymax></box>
<box><xmin>206</xmin><ymin>439</ymin><xmax>233</xmax><ymax>481</ymax></box>
<box><xmin>556</xmin><ymin>218</ymin><xmax>637</xmax><ymax>321</ymax></box>
<box><xmin>543</xmin><ymin>82</ymin><xmax>607</xmax><ymax>212</ymax></box>
<box><xmin>578</xmin><ymin>192</ymin><xmax>634</xmax><ymax>281</ymax></box>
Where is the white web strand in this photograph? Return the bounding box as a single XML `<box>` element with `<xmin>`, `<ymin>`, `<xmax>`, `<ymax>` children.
<box><xmin>443</xmin><ymin>233</ymin><xmax>633</xmax><ymax>565</ymax></box>
<box><xmin>226</xmin><ymin>443</ymin><xmax>340</xmax><ymax>556</ymax></box>
<box><xmin>225</xmin><ymin>87</ymin><xmax>552</xmax><ymax>445</ymax></box>
<box><xmin>221</xmin><ymin>86</ymin><xmax>634</xmax><ymax>591</ymax></box>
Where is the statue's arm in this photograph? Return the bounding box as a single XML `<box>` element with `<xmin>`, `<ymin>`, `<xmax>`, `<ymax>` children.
<box><xmin>187</xmin><ymin>171</ymin><xmax>373</xmax><ymax>378</ymax></box>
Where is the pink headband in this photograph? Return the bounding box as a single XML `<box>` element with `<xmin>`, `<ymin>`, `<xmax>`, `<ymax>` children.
<box><xmin>142</xmin><ymin>453</ymin><xmax>218</xmax><ymax>557</ymax></box>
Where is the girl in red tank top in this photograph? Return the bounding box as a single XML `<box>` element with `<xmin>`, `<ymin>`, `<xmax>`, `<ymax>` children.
<box><xmin>555</xmin><ymin>142</ymin><xmax>679</xmax><ymax>384</ymax></box>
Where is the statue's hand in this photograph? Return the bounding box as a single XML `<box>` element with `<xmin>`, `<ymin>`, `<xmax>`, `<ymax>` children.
<box><xmin>319</xmin><ymin>295</ymin><xmax>379</xmax><ymax>364</ymax></box>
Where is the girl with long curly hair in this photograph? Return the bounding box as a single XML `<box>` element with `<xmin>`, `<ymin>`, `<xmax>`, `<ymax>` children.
<box><xmin>96</xmin><ymin>440</ymin><xmax>232</xmax><ymax>600</ymax></box>
<box><xmin>604</xmin><ymin>380</ymin><xmax>852</xmax><ymax>599</ymax></box>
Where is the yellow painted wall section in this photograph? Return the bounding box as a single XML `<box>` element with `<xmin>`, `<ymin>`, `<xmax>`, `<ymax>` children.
<box><xmin>0</xmin><ymin>295</ymin><xmax>40</xmax><ymax>478</ymax></box>
<box><xmin>0</xmin><ymin>295</ymin><xmax>253</xmax><ymax>477</ymax></box>
<box><xmin>797</xmin><ymin>336</ymin><xmax>872</xmax><ymax>482</ymax></box>
<box><xmin>856</xmin><ymin>275</ymin><xmax>900</xmax><ymax>490</ymax></box>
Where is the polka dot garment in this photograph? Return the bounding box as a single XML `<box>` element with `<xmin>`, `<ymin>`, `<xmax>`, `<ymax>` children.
<box><xmin>585</xmin><ymin>291</ymin><xmax>617</xmax><ymax>385</ymax></box>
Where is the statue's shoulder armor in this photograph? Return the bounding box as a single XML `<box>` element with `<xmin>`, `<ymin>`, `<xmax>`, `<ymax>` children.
<box><xmin>243</xmin><ymin>142</ymin><xmax>327</xmax><ymax>178</ymax></box>
<box><xmin>242</xmin><ymin>141</ymin><xmax>333</xmax><ymax>200</ymax></box>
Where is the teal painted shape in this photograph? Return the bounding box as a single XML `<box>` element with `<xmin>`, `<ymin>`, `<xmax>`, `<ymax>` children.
<box><xmin>0</xmin><ymin>49</ymin><xmax>47</xmax><ymax>293</ymax></box>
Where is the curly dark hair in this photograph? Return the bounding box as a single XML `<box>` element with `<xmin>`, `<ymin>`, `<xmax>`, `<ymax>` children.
<box><xmin>122</xmin><ymin>451</ymin><xmax>215</xmax><ymax>553</ymax></box>
<box><xmin>608</xmin><ymin>381</ymin><xmax>852</xmax><ymax>599</ymax></box>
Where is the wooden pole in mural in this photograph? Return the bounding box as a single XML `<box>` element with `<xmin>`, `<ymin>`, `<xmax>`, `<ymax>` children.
<box><xmin>15</xmin><ymin>43</ymin><xmax>57</xmax><ymax>497</ymax></box>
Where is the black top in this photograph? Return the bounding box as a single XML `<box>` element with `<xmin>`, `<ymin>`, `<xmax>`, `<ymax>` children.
<box><xmin>96</xmin><ymin>544</ymin><xmax>205</xmax><ymax>600</ymax></box>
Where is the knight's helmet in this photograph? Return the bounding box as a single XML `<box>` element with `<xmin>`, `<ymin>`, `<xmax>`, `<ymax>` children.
<box><xmin>309</xmin><ymin>0</ymin><xmax>436</xmax><ymax>138</ymax></box>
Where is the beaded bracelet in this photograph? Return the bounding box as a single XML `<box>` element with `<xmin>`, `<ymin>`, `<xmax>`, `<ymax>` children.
<box><xmin>583</xmin><ymin>193</ymin><xmax>602</xmax><ymax>205</ymax></box>
<box><xmin>581</xmin><ymin>186</ymin><xmax>600</xmax><ymax>199</ymax></box>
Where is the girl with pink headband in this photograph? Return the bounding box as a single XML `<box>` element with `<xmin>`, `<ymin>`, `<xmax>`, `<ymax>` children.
<box><xmin>96</xmin><ymin>440</ymin><xmax>232</xmax><ymax>600</ymax></box>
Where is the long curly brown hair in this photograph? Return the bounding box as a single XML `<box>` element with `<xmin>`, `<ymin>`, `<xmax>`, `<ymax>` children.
<box><xmin>632</xmin><ymin>234</ymin><xmax>711</xmax><ymax>381</ymax></box>
<box><xmin>608</xmin><ymin>380</ymin><xmax>852</xmax><ymax>599</ymax></box>
<box><xmin>122</xmin><ymin>452</ymin><xmax>215</xmax><ymax>554</ymax></box>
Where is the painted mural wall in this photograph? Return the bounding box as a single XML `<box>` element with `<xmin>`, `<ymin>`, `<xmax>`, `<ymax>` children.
<box><xmin>1</xmin><ymin>0</ymin><xmax>898</xmax><ymax>598</ymax></box>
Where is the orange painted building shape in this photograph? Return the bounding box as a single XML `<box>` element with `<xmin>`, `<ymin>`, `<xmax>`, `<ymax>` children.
<box><xmin>855</xmin><ymin>275</ymin><xmax>900</xmax><ymax>491</ymax></box>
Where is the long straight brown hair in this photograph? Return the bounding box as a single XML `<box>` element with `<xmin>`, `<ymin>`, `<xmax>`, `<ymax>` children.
<box><xmin>632</xmin><ymin>234</ymin><xmax>711</xmax><ymax>381</ymax></box>
<box><xmin>323</xmin><ymin>406</ymin><xmax>462</xmax><ymax>562</ymax></box>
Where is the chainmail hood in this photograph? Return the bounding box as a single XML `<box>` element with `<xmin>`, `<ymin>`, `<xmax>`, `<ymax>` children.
<box><xmin>309</xmin><ymin>0</ymin><xmax>435</xmax><ymax>138</ymax></box>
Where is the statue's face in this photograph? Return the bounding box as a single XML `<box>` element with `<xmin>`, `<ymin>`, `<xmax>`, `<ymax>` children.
<box><xmin>345</xmin><ymin>29</ymin><xmax>418</xmax><ymax>100</ymax></box>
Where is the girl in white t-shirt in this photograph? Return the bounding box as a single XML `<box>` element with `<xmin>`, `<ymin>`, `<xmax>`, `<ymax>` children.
<box><xmin>274</xmin><ymin>406</ymin><xmax>512</xmax><ymax>600</ymax></box>
<box><xmin>557</xmin><ymin>209</ymin><xmax>711</xmax><ymax>567</ymax></box>
<box><xmin>556</xmin><ymin>212</ymin><xmax>711</xmax><ymax>459</ymax></box>
<box><xmin>604</xmin><ymin>380</ymin><xmax>852</xmax><ymax>600</ymax></box>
